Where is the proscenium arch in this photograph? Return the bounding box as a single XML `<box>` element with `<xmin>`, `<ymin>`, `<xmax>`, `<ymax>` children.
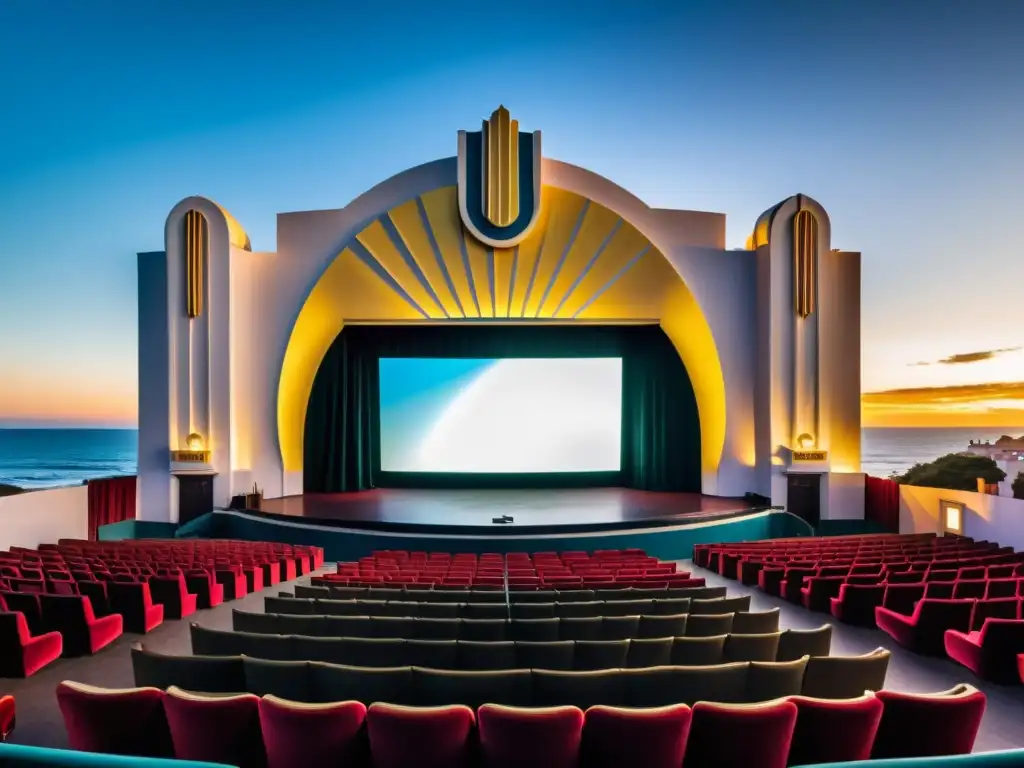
<box><xmin>277</xmin><ymin>178</ymin><xmax>728</xmax><ymax>490</ymax></box>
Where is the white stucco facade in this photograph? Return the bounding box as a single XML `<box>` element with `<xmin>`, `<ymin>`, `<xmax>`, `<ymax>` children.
<box><xmin>137</xmin><ymin>141</ymin><xmax>863</xmax><ymax>524</ymax></box>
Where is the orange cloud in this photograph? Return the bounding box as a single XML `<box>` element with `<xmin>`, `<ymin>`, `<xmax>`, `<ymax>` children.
<box><xmin>863</xmin><ymin>381</ymin><xmax>1024</xmax><ymax>428</ymax></box>
<box><xmin>910</xmin><ymin>347</ymin><xmax>1022</xmax><ymax>367</ymax></box>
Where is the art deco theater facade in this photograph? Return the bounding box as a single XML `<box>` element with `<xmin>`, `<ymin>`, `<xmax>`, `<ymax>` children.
<box><xmin>136</xmin><ymin>108</ymin><xmax>862</xmax><ymax>524</ymax></box>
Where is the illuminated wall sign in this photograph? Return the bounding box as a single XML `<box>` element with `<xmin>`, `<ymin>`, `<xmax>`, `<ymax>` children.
<box><xmin>793</xmin><ymin>450</ymin><xmax>828</xmax><ymax>462</ymax></box>
<box><xmin>171</xmin><ymin>450</ymin><xmax>211</xmax><ymax>463</ymax></box>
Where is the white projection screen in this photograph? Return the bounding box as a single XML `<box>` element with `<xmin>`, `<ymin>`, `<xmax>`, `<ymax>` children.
<box><xmin>378</xmin><ymin>358</ymin><xmax>623</xmax><ymax>473</ymax></box>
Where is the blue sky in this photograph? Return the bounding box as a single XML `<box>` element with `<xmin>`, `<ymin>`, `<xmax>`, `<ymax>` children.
<box><xmin>1</xmin><ymin>1</ymin><xmax>1023</xmax><ymax>427</ymax></box>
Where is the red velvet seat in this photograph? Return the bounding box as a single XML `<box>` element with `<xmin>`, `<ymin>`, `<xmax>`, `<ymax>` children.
<box><xmin>881</xmin><ymin>583</ymin><xmax>925</xmax><ymax>616</ymax></box>
<box><xmin>780</xmin><ymin>568</ymin><xmax>816</xmax><ymax>604</ymax></box>
<box><xmin>478</xmin><ymin>704</ymin><xmax>584</xmax><ymax>768</ymax></box>
<box><xmin>871</xmin><ymin>685</ymin><xmax>986</xmax><ymax>758</ymax></box>
<box><xmin>107</xmin><ymin>582</ymin><xmax>164</xmax><ymax>634</ymax></box>
<box><xmin>163</xmin><ymin>687</ymin><xmax>265</xmax><ymax>768</ymax></box>
<box><xmin>787</xmin><ymin>693</ymin><xmax>883</xmax><ymax>766</ymax></box>
<box><xmin>945</xmin><ymin>618</ymin><xmax>1024</xmax><ymax>683</ymax></box>
<box><xmin>684</xmin><ymin>699</ymin><xmax>797</xmax><ymax>768</ymax></box>
<box><xmin>582</xmin><ymin>704</ymin><xmax>691</xmax><ymax>768</ymax></box>
<box><xmin>185</xmin><ymin>570</ymin><xmax>224</xmax><ymax>609</ymax></box>
<box><xmin>0</xmin><ymin>591</ymin><xmax>43</xmax><ymax>634</ymax></box>
<box><xmin>801</xmin><ymin>577</ymin><xmax>845</xmax><ymax>612</ymax></box>
<box><xmin>215</xmin><ymin>567</ymin><xmax>249</xmax><ymax>601</ymax></box>
<box><xmin>149</xmin><ymin>574</ymin><xmax>198</xmax><ymax>620</ymax></box>
<box><xmin>39</xmin><ymin>594</ymin><xmax>122</xmax><ymax>656</ymax></box>
<box><xmin>885</xmin><ymin>571</ymin><xmax>923</xmax><ymax>584</ymax></box>
<box><xmin>77</xmin><ymin>581</ymin><xmax>112</xmax><ymax>617</ymax></box>
<box><xmin>0</xmin><ymin>695</ymin><xmax>13</xmax><ymax>742</ymax></box>
<box><xmin>952</xmin><ymin>579</ymin><xmax>988</xmax><ymax>599</ymax></box>
<box><xmin>259</xmin><ymin>695</ymin><xmax>366</xmax><ymax>768</ymax></box>
<box><xmin>985</xmin><ymin>578</ymin><xmax>1019</xmax><ymax>598</ymax></box>
<box><xmin>56</xmin><ymin>681</ymin><xmax>173</xmax><ymax>757</ymax></box>
<box><xmin>970</xmin><ymin>598</ymin><xmax>1021</xmax><ymax>630</ymax></box>
<box><xmin>875</xmin><ymin>598</ymin><xmax>975</xmax><ymax>655</ymax></box>
<box><xmin>0</xmin><ymin>611</ymin><xmax>62</xmax><ymax>676</ymax></box>
<box><xmin>758</xmin><ymin>567</ymin><xmax>786</xmax><ymax>597</ymax></box>
<box><xmin>367</xmin><ymin>703</ymin><xmax>475</xmax><ymax>768</ymax></box>
<box><xmin>830</xmin><ymin>583</ymin><xmax>886</xmax><ymax>627</ymax></box>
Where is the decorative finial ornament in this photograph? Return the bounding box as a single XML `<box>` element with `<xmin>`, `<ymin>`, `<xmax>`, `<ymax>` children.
<box><xmin>457</xmin><ymin>106</ymin><xmax>542</xmax><ymax>248</ymax></box>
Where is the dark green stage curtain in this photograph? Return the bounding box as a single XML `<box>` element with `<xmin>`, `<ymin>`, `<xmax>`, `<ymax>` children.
<box><xmin>303</xmin><ymin>324</ymin><xmax>701</xmax><ymax>493</ymax></box>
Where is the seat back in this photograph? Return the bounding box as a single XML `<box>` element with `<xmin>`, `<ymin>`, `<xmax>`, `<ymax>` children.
<box><xmin>258</xmin><ymin>695</ymin><xmax>366</xmax><ymax>768</ymax></box>
<box><xmin>581</xmin><ymin>704</ymin><xmax>691</xmax><ymax>768</ymax></box>
<box><xmin>163</xmin><ymin>687</ymin><xmax>265</xmax><ymax>767</ymax></box>
<box><xmin>56</xmin><ymin>681</ymin><xmax>172</xmax><ymax>758</ymax></box>
<box><xmin>802</xmin><ymin>648</ymin><xmax>890</xmax><ymax>699</ymax></box>
<box><xmin>972</xmin><ymin>598</ymin><xmax>1021</xmax><ymax>630</ymax></box>
<box><xmin>776</xmin><ymin>625</ymin><xmax>832</xmax><ymax>661</ymax></box>
<box><xmin>366</xmin><ymin>703</ymin><xmax>475</xmax><ymax>768</ymax></box>
<box><xmin>883</xmin><ymin>584</ymin><xmax>925</xmax><ymax>614</ymax></box>
<box><xmin>787</xmin><ymin>693</ymin><xmax>883</xmax><ymax>766</ymax></box>
<box><xmin>916</xmin><ymin>599</ymin><xmax>976</xmax><ymax>645</ymax></box>
<box><xmin>684</xmin><ymin>699</ymin><xmax>797</xmax><ymax>768</ymax></box>
<box><xmin>478</xmin><ymin>704</ymin><xmax>584</xmax><ymax>768</ymax></box>
<box><xmin>872</xmin><ymin>684</ymin><xmax>986</xmax><ymax>758</ymax></box>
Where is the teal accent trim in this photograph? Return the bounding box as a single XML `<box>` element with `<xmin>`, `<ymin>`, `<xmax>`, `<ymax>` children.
<box><xmin>462</xmin><ymin>132</ymin><xmax>537</xmax><ymax>243</ymax></box>
<box><xmin>197</xmin><ymin>509</ymin><xmax>808</xmax><ymax>562</ymax></box>
<box><xmin>0</xmin><ymin>743</ymin><xmax>231</xmax><ymax>767</ymax></box>
<box><xmin>804</xmin><ymin>750</ymin><xmax>1024</xmax><ymax>768</ymax></box>
<box><xmin>97</xmin><ymin>520</ymin><xmax>178</xmax><ymax>541</ymax></box>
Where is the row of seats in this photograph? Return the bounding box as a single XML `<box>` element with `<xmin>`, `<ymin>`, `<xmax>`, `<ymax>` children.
<box><xmin>1</xmin><ymin>539</ymin><xmax>322</xmax><ymax>600</ymax></box>
<box><xmin>319</xmin><ymin>573</ymin><xmax>707</xmax><ymax>589</ymax></box>
<box><xmin>874</xmin><ymin>597</ymin><xmax>1023</xmax><ymax>654</ymax></box>
<box><xmin>696</xmin><ymin>533</ymin><xmax>1017</xmax><ymax>572</ymax></box>
<box><xmin>133</xmin><ymin>642</ymin><xmax>888</xmax><ymax>705</ymax></box>
<box><xmin>231</xmin><ymin>610</ymin><xmax>752</xmax><ymax>641</ymax></box>
<box><xmin>831</xmin><ymin>586</ymin><xmax>1024</xmax><ymax>629</ymax></box>
<box><xmin>267</xmin><ymin>593</ymin><xmax>753</xmax><ymax>618</ymax></box>
<box><xmin>300</xmin><ymin>583</ymin><xmax>726</xmax><ymax>602</ymax></box>
<box><xmin>56</xmin><ymin>681</ymin><xmax>987</xmax><ymax>768</ymax></box>
<box><xmin>199</xmin><ymin>626</ymin><xmax>823</xmax><ymax>670</ymax></box>
<box><xmin>0</xmin><ymin>592</ymin><xmax>121</xmax><ymax>672</ymax></box>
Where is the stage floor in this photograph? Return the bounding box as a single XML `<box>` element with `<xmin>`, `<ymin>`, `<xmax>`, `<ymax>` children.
<box><xmin>253</xmin><ymin>488</ymin><xmax>761</xmax><ymax>535</ymax></box>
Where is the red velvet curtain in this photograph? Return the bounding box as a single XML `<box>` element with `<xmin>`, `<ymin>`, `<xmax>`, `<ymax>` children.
<box><xmin>864</xmin><ymin>476</ymin><xmax>900</xmax><ymax>533</ymax></box>
<box><xmin>87</xmin><ymin>476</ymin><xmax>137</xmax><ymax>541</ymax></box>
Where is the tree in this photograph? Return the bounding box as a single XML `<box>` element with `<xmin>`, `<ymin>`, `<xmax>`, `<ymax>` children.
<box><xmin>1013</xmin><ymin>471</ymin><xmax>1024</xmax><ymax>500</ymax></box>
<box><xmin>894</xmin><ymin>453</ymin><xmax>1006</xmax><ymax>491</ymax></box>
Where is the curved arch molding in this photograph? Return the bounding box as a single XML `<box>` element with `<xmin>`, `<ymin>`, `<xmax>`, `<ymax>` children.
<box><xmin>278</xmin><ymin>185</ymin><xmax>727</xmax><ymax>488</ymax></box>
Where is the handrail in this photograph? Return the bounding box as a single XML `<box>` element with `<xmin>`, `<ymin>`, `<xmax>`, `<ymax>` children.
<box><xmin>771</xmin><ymin>507</ymin><xmax>817</xmax><ymax>537</ymax></box>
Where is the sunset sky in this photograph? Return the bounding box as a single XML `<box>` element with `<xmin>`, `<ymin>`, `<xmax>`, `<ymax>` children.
<box><xmin>0</xmin><ymin>1</ymin><xmax>1022</xmax><ymax>429</ymax></box>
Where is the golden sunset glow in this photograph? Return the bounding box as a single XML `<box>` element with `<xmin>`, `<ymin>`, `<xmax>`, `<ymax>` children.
<box><xmin>862</xmin><ymin>382</ymin><xmax>1024</xmax><ymax>428</ymax></box>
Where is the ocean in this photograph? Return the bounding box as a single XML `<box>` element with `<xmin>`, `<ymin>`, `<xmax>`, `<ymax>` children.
<box><xmin>0</xmin><ymin>427</ymin><xmax>1021</xmax><ymax>490</ymax></box>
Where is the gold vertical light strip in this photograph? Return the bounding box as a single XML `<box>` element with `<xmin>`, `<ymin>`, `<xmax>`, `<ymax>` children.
<box><xmin>793</xmin><ymin>209</ymin><xmax>818</xmax><ymax>318</ymax></box>
<box><xmin>185</xmin><ymin>210</ymin><xmax>207</xmax><ymax>319</ymax></box>
<box><xmin>483</xmin><ymin>106</ymin><xmax>519</xmax><ymax>227</ymax></box>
